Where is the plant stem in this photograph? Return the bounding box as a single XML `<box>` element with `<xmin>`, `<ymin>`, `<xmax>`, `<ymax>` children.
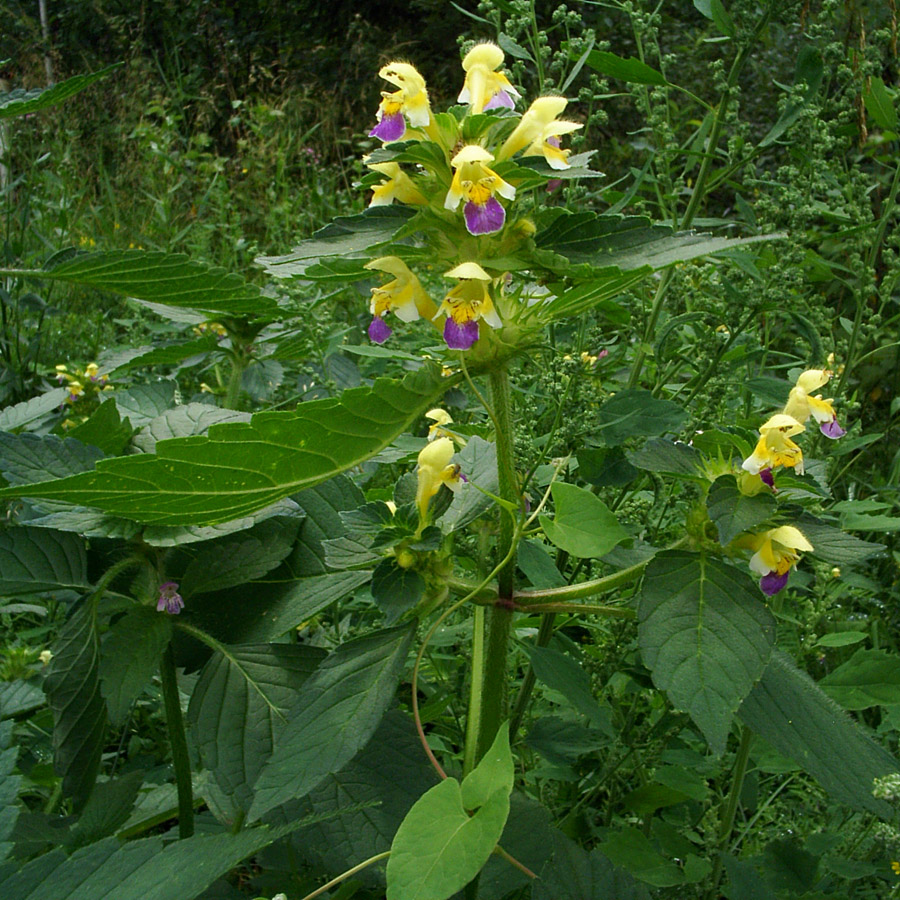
<box><xmin>159</xmin><ymin>642</ymin><xmax>194</xmax><ymax>839</ymax></box>
<box><xmin>509</xmin><ymin>612</ymin><xmax>556</xmax><ymax>742</ymax></box>
<box><xmin>475</xmin><ymin>365</ymin><xmax>518</xmax><ymax>762</ymax></box>
<box><xmin>223</xmin><ymin>349</ymin><xmax>246</xmax><ymax>410</ymax></box>
<box><xmin>463</xmin><ymin>604</ymin><xmax>486</xmax><ymax>776</ymax></box>
<box><xmin>298</xmin><ymin>851</ymin><xmax>391</xmax><ymax>900</ymax></box>
<box><xmin>706</xmin><ymin>724</ymin><xmax>753</xmax><ymax>899</ymax></box>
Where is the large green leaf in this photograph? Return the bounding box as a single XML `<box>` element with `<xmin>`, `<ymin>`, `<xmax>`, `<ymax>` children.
<box><xmin>577</xmin><ymin>48</ymin><xmax>667</xmax><ymax>85</ymax></box>
<box><xmin>0</xmin><ymin>65</ymin><xmax>122</xmax><ymax>120</ymax></box>
<box><xmin>539</xmin><ymin>482</ymin><xmax>628</xmax><ymax>558</ymax></box>
<box><xmin>0</xmin><ymin>527</ymin><xmax>89</xmax><ymax>596</ymax></box>
<box><xmin>249</xmin><ymin>623</ymin><xmax>416</xmax><ymax>820</ymax></box>
<box><xmin>706</xmin><ymin>475</ymin><xmax>776</xmax><ymax>545</ymax></box>
<box><xmin>797</xmin><ymin>515</ymin><xmax>885</xmax><ymax>564</ymax></box>
<box><xmin>818</xmin><ymin>649</ymin><xmax>900</xmax><ymax>710</ymax></box>
<box><xmin>523</xmin><ymin>645</ymin><xmax>610</xmax><ymax>729</ymax></box>
<box><xmin>386</xmin><ymin>723</ymin><xmax>513</xmax><ymax>900</ymax></box>
<box><xmin>255</xmin><ymin>207</ymin><xmax>416</xmax><ymax>279</ymax></box>
<box><xmin>273</xmin><ymin>710</ymin><xmax>438</xmax><ymax>886</ymax></box>
<box><xmin>0</xmin><ymin>365</ymin><xmax>447</xmax><ymax>526</ymax></box>
<box><xmin>98</xmin><ymin>608</ymin><xmax>172</xmax><ymax>725</ymax></box>
<box><xmin>0</xmin><ymin>815</ymin><xmax>333</xmax><ymax>900</ymax></box>
<box><xmin>638</xmin><ymin>552</ymin><xmax>775</xmax><ymax>754</ymax></box>
<box><xmin>0</xmin><ymin>389</ymin><xmax>69</xmax><ymax>432</ymax></box>
<box><xmin>0</xmin><ymin>250</ymin><xmax>280</xmax><ymax>317</ymax></box>
<box><xmin>592</xmin><ymin>390</ymin><xmax>688</xmax><ymax>446</ymax></box>
<box><xmin>738</xmin><ymin>650</ymin><xmax>898</xmax><ymax>816</ymax></box>
<box><xmin>188</xmin><ymin>643</ymin><xmax>326</xmax><ymax>812</ymax></box>
<box><xmin>0</xmin><ymin>722</ymin><xmax>21</xmax><ymax>861</ymax></box>
<box><xmin>43</xmin><ymin>607</ymin><xmax>107</xmax><ymax>811</ymax></box>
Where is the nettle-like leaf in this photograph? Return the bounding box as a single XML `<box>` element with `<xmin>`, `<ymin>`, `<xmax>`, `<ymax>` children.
<box><xmin>98</xmin><ymin>608</ymin><xmax>172</xmax><ymax>725</ymax></box>
<box><xmin>817</xmin><ymin>649</ymin><xmax>900</xmax><ymax>710</ymax></box>
<box><xmin>0</xmin><ymin>527</ymin><xmax>90</xmax><ymax>596</ymax></box>
<box><xmin>739</xmin><ymin>650</ymin><xmax>899</xmax><ymax>816</ymax></box>
<box><xmin>626</xmin><ymin>438</ymin><xmax>703</xmax><ymax>478</ymax></box>
<box><xmin>255</xmin><ymin>206</ymin><xmax>416</xmax><ymax>279</ymax></box>
<box><xmin>386</xmin><ymin>722</ymin><xmax>514</xmax><ymax>900</ymax></box>
<box><xmin>0</xmin><ymin>365</ymin><xmax>447</xmax><ymax>526</ymax></box>
<box><xmin>638</xmin><ymin>551</ymin><xmax>775</xmax><ymax>755</ymax></box>
<box><xmin>249</xmin><ymin>623</ymin><xmax>415</xmax><ymax>820</ymax></box>
<box><xmin>188</xmin><ymin>643</ymin><xmax>327</xmax><ymax>812</ymax></box>
<box><xmin>0</xmin><ymin>250</ymin><xmax>280</xmax><ymax>317</ymax></box>
<box><xmin>592</xmin><ymin>390</ymin><xmax>688</xmax><ymax>446</ymax></box>
<box><xmin>0</xmin><ymin>388</ymin><xmax>69</xmax><ymax>432</ymax></box>
<box><xmin>706</xmin><ymin>475</ymin><xmax>777</xmax><ymax>545</ymax></box>
<box><xmin>0</xmin><ymin>721</ymin><xmax>21</xmax><ymax>861</ymax></box>
<box><xmin>43</xmin><ymin>607</ymin><xmax>107</xmax><ymax>811</ymax></box>
<box><xmin>539</xmin><ymin>482</ymin><xmax>628</xmax><ymax>558</ymax></box>
<box><xmin>0</xmin><ymin>64</ymin><xmax>122</xmax><ymax>120</ymax></box>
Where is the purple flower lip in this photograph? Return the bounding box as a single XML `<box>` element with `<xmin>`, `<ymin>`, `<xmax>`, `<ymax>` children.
<box><xmin>759</xmin><ymin>468</ymin><xmax>775</xmax><ymax>487</ymax></box>
<box><xmin>444</xmin><ymin>318</ymin><xmax>479</xmax><ymax>350</ymax></box>
<box><xmin>484</xmin><ymin>90</ymin><xmax>515</xmax><ymax>111</ymax></box>
<box><xmin>464</xmin><ymin>196</ymin><xmax>505</xmax><ymax>235</ymax></box>
<box><xmin>369</xmin><ymin>112</ymin><xmax>406</xmax><ymax>142</ymax></box>
<box><xmin>759</xmin><ymin>571</ymin><xmax>789</xmax><ymax>596</ymax></box>
<box><xmin>368</xmin><ymin>316</ymin><xmax>392</xmax><ymax>344</ymax></box>
<box><xmin>820</xmin><ymin>418</ymin><xmax>846</xmax><ymax>439</ymax></box>
<box><xmin>157</xmin><ymin>580</ymin><xmax>184</xmax><ymax>615</ymax></box>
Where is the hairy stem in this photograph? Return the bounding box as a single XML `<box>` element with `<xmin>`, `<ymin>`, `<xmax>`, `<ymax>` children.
<box><xmin>159</xmin><ymin>642</ymin><xmax>194</xmax><ymax>839</ymax></box>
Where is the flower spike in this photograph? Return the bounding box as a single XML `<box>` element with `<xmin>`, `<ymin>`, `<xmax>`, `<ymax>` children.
<box><xmin>497</xmin><ymin>96</ymin><xmax>582</xmax><ymax>169</ymax></box>
<box><xmin>459</xmin><ymin>42</ymin><xmax>521</xmax><ymax>114</ymax></box>
<box><xmin>369</xmin><ymin>62</ymin><xmax>432</xmax><ymax>143</ymax></box>
<box><xmin>364</xmin><ymin>257</ymin><xmax>437</xmax><ymax>344</ymax></box>
<box><xmin>366</xmin><ymin>161</ymin><xmax>427</xmax><ymax>207</ymax></box>
<box><xmin>782</xmin><ymin>368</ymin><xmax>846</xmax><ymax>439</ymax></box>
<box><xmin>742</xmin><ymin>414</ymin><xmax>806</xmax><ymax>476</ymax></box>
<box><xmin>747</xmin><ymin>526</ymin><xmax>814</xmax><ymax>595</ymax></box>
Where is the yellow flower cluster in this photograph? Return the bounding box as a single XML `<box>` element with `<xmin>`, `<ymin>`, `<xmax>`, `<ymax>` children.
<box><xmin>54</xmin><ymin>362</ymin><xmax>111</xmax><ymax>405</ymax></box>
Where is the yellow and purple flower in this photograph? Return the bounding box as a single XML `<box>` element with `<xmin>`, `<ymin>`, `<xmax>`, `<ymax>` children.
<box><xmin>458</xmin><ymin>42</ymin><xmax>521</xmax><ymax>114</ymax></box>
<box><xmin>782</xmin><ymin>368</ymin><xmax>846</xmax><ymax>439</ymax></box>
<box><xmin>366</xmin><ymin>161</ymin><xmax>427</xmax><ymax>207</ymax></box>
<box><xmin>365</xmin><ymin>256</ymin><xmax>437</xmax><ymax>344</ymax></box>
<box><xmin>445</xmin><ymin>145</ymin><xmax>516</xmax><ymax>235</ymax></box>
<box><xmin>742</xmin><ymin>414</ymin><xmax>806</xmax><ymax>476</ymax></box>
<box><xmin>369</xmin><ymin>62</ymin><xmax>432</xmax><ymax>143</ymax></box>
<box><xmin>497</xmin><ymin>96</ymin><xmax>583</xmax><ymax>169</ymax></box>
<box><xmin>157</xmin><ymin>581</ymin><xmax>184</xmax><ymax>615</ymax></box>
<box><xmin>747</xmin><ymin>525</ymin><xmax>814</xmax><ymax>595</ymax></box>
<box><xmin>436</xmin><ymin>263</ymin><xmax>501</xmax><ymax>350</ymax></box>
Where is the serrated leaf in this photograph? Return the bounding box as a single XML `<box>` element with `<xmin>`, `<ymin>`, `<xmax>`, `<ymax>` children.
<box><xmin>543</xmin><ymin>270</ymin><xmax>648</xmax><ymax>319</ymax></box>
<box><xmin>132</xmin><ymin>405</ymin><xmax>249</xmax><ymax>454</ymax></box>
<box><xmin>386</xmin><ymin>723</ymin><xmax>512</xmax><ymax>900</ymax></box>
<box><xmin>577</xmin><ymin>447</ymin><xmax>639</xmax><ymax>488</ymax></box>
<box><xmin>0</xmin><ymin>527</ymin><xmax>89</xmax><ymax>596</ymax></box>
<box><xmin>0</xmin><ymin>679</ymin><xmax>45</xmax><ymax>719</ymax></box>
<box><xmin>626</xmin><ymin>438</ymin><xmax>702</xmax><ymax>477</ymax></box>
<box><xmin>256</xmin><ymin>207</ymin><xmax>416</xmax><ymax>279</ymax></box>
<box><xmin>797</xmin><ymin>516</ymin><xmax>885</xmax><ymax>564</ymax></box>
<box><xmin>818</xmin><ymin>649</ymin><xmax>900</xmax><ymax>710</ymax></box>
<box><xmin>539</xmin><ymin>482</ymin><xmax>628</xmax><ymax>558</ymax></box>
<box><xmin>188</xmin><ymin>643</ymin><xmax>326</xmax><ymax>811</ymax></box>
<box><xmin>598</xmin><ymin>827</ymin><xmax>686</xmax><ymax>887</ymax></box>
<box><xmin>441</xmin><ymin>435</ymin><xmax>498</xmax><ymax>532</ymax></box>
<box><xmin>0</xmin><ymin>722</ymin><xmax>22</xmax><ymax>860</ymax></box>
<box><xmin>0</xmin><ymin>366</ymin><xmax>448</xmax><ymax>525</ymax></box>
<box><xmin>0</xmin><ymin>389</ymin><xmax>69</xmax><ymax>432</ymax></box>
<box><xmin>250</xmin><ymin>623</ymin><xmax>415</xmax><ymax>820</ymax></box>
<box><xmin>0</xmin><ymin>251</ymin><xmax>279</xmax><ymax>317</ymax></box>
<box><xmin>523</xmin><ymin>645</ymin><xmax>609</xmax><ymax>728</ymax></box>
<box><xmin>593</xmin><ymin>390</ymin><xmax>687</xmax><ymax>446</ymax></box>
<box><xmin>738</xmin><ymin>650</ymin><xmax>898</xmax><ymax>816</ymax></box>
<box><xmin>98</xmin><ymin>608</ymin><xmax>172</xmax><ymax>725</ymax></box>
<box><xmin>639</xmin><ymin>552</ymin><xmax>775</xmax><ymax>754</ymax></box>
<box><xmin>69</xmin><ymin>772</ymin><xmax>145</xmax><ymax>847</ymax></box>
<box><xmin>535</xmin><ymin>836</ymin><xmax>651</xmax><ymax>900</ymax></box>
<box><xmin>0</xmin><ymin>432</ymin><xmax>104</xmax><ymax>485</ymax></box>
<box><xmin>44</xmin><ymin>607</ymin><xmax>106</xmax><ymax>811</ymax></box>
<box><xmin>110</xmin><ymin>336</ymin><xmax>221</xmax><ymax>372</ymax></box>
<box><xmin>67</xmin><ymin>399</ymin><xmax>133</xmax><ymax>456</ymax></box>
<box><xmin>0</xmin><ymin>64</ymin><xmax>122</xmax><ymax>120</ymax></box>
<box><xmin>113</xmin><ymin>382</ymin><xmax>177</xmax><ymax>428</ymax></box>
<box><xmin>706</xmin><ymin>475</ymin><xmax>777</xmax><ymax>544</ymax></box>
<box><xmin>371</xmin><ymin>559</ymin><xmax>424</xmax><ymax>624</ymax></box>
<box><xmin>176</xmin><ymin>517</ymin><xmax>300</xmax><ymax>596</ymax></box>
<box><xmin>271</xmin><ymin>710</ymin><xmax>437</xmax><ymax>886</ymax></box>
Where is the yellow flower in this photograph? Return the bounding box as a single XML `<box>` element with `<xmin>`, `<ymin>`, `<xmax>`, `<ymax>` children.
<box><xmin>364</xmin><ymin>256</ymin><xmax>437</xmax><ymax>344</ymax></box>
<box><xmin>458</xmin><ymin>42</ymin><xmax>520</xmax><ymax>114</ymax></box>
<box><xmin>747</xmin><ymin>525</ymin><xmax>814</xmax><ymax>595</ymax></box>
<box><xmin>891</xmin><ymin>860</ymin><xmax>900</xmax><ymax>875</ymax></box>
<box><xmin>741</xmin><ymin>414</ymin><xmax>805</xmax><ymax>476</ymax></box>
<box><xmin>369</xmin><ymin>62</ymin><xmax>432</xmax><ymax>142</ymax></box>
<box><xmin>435</xmin><ymin>262</ymin><xmax>502</xmax><ymax>350</ymax></box>
<box><xmin>415</xmin><ymin>436</ymin><xmax>463</xmax><ymax>523</ymax></box>
<box><xmin>782</xmin><ymin>368</ymin><xmax>845</xmax><ymax>439</ymax></box>
<box><xmin>426</xmin><ymin>408</ymin><xmax>454</xmax><ymax>441</ymax></box>
<box><xmin>366</xmin><ymin>161</ymin><xmax>427</xmax><ymax>207</ymax></box>
<box><xmin>445</xmin><ymin>145</ymin><xmax>516</xmax><ymax>235</ymax></box>
<box><xmin>497</xmin><ymin>96</ymin><xmax>582</xmax><ymax>169</ymax></box>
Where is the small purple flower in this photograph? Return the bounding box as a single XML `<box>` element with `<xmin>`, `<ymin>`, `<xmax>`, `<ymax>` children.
<box><xmin>444</xmin><ymin>319</ymin><xmax>479</xmax><ymax>350</ymax></box>
<box><xmin>820</xmin><ymin>418</ymin><xmax>846</xmax><ymax>439</ymax></box>
<box><xmin>759</xmin><ymin>571</ymin><xmax>789</xmax><ymax>596</ymax></box>
<box><xmin>464</xmin><ymin>196</ymin><xmax>506</xmax><ymax>235</ymax></box>
<box><xmin>759</xmin><ymin>468</ymin><xmax>775</xmax><ymax>488</ymax></box>
<box><xmin>369</xmin><ymin>112</ymin><xmax>406</xmax><ymax>143</ymax></box>
<box><xmin>157</xmin><ymin>581</ymin><xmax>184</xmax><ymax>615</ymax></box>
<box><xmin>368</xmin><ymin>316</ymin><xmax>392</xmax><ymax>344</ymax></box>
<box><xmin>484</xmin><ymin>90</ymin><xmax>515</xmax><ymax>111</ymax></box>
